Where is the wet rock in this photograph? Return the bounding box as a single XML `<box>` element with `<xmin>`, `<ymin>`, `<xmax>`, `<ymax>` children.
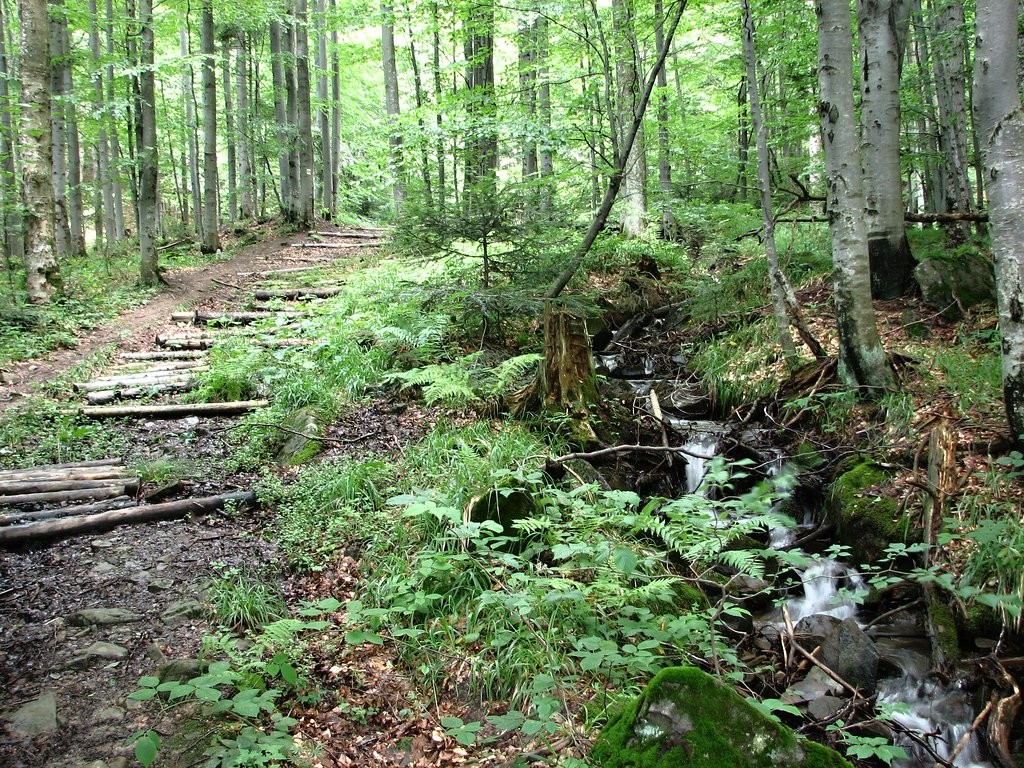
<box><xmin>826</xmin><ymin>459</ymin><xmax>916</xmax><ymax>564</ymax></box>
<box><xmin>158</xmin><ymin>658</ymin><xmax>201</xmax><ymax>684</ymax></box>
<box><xmin>807</xmin><ymin>696</ymin><xmax>844</xmax><ymax>721</ymax></box>
<box><xmin>819</xmin><ymin>618</ymin><xmax>879</xmax><ymax>695</ymax></box>
<box><xmin>592</xmin><ymin>666</ymin><xmax>851</xmax><ymax>767</ymax></box>
<box><xmin>785</xmin><ymin>668</ymin><xmax>844</xmax><ymax>703</ymax></box>
<box><xmin>69</xmin><ymin>608</ymin><xmax>143</xmax><ymax>627</ymax></box>
<box><xmin>160</xmin><ymin>598</ymin><xmax>205</xmax><ymax>626</ymax></box>
<box><xmin>4</xmin><ymin>692</ymin><xmax>60</xmax><ymax>736</ymax></box>
<box><xmin>793</xmin><ymin>614</ymin><xmax>842</xmax><ymax>647</ymax></box>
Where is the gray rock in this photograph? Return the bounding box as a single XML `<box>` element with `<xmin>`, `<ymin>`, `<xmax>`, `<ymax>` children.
<box><xmin>80</xmin><ymin>761</ymin><xmax>109</xmax><ymax>768</ymax></box>
<box><xmin>147</xmin><ymin>577</ymin><xmax>174</xmax><ymax>592</ymax></box>
<box><xmin>90</xmin><ymin>539</ymin><xmax>115</xmax><ymax>550</ymax></box>
<box><xmin>914</xmin><ymin>252</ymin><xmax>996</xmax><ymax>321</ymax></box>
<box><xmin>785</xmin><ymin>668</ymin><xmax>844</xmax><ymax>703</ymax></box>
<box><xmin>109</xmin><ymin>759</ymin><xmax>131</xmax><ymax>768</ymax></box>
<box><xmin>69</xmin><ymin>608</ymin><xmax>143</xmax><ymax>627</ymax></box>
<box><xmin>83</xmin><ymin>642</ymin><xmax>128</xmax><ymax>661</ymax></box>
<box><xmin>90</xmin><ymin>561</ymin><xmax>117</xmax><ymax>575</ymax></box>
<box><xmin>807</xmin><ymin>695</ymin><xmax>844</xmax><ymax>721</ymax></box>
<box><xmin>275</xmin><ymin>406</ymin><xmax>324</xmax><ymax>466</ymax></box>
<box><xmin>819</xmin><ymin>618</ymin><xmax>880</xmax><ymax>695</ymax></box>
<box><xmin>5</xmin><ymin>691</ymin><xmax>60</xmax><ymax>736</ymax></box>
<box><xmin>146</xmin><ymin>644</ymin><xmax>168</xmax><ymax>665</ymax></box>
<box><xmin>794</xmin><ymin>614</ymin><xmax>842</xmax><ymax>647</ymax></box>
<box><xmin>158</xmin><ymin>658</ymin><xmax>201</xmax><ymax>684</ymax></box>
<box><xmin>91</xmin><ymin>706</ymin><xmax>125</xmax><ymax>724</ymax></box>
<box><xmin>160</xmin><ymin>598</ymin><xmax>205</xmax><ymax>626</ymax></box>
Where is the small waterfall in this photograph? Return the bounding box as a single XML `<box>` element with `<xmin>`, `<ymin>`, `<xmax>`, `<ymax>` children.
<box><xmin>679</xmin><ymin>432</ymin><xmax>721</xmax><ymax>494</ymax></box>
<box><xmin>784</xmin><ymin>559</ymin><xmax>865</xmax><ymax>624</ymax></box>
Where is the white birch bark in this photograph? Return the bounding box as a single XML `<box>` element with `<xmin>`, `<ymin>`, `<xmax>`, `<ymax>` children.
<box><xmin>817</xmin><ymin>0</ymin><xmax>894</xmax><ymax>391</ymax></box>
<box><xmin>974</xmin><ymin>0</ymin><xmax>1024</xmax><ymax>442</ymax></box>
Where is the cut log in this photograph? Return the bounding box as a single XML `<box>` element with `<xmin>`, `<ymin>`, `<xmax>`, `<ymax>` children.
<box><xmin>291</xmin><ymin>241</ymin><xmax>383</xmax><ymax>250</ymax></box>
<box><xmin>240</xmin><ymin>265</ymin><xmax>321</xmax><ymax>277</ymax></box>
<box><xmin>80</xmin><ymin>400</ymin><xmax>269</xmax><ymax>419</ymax></box>
<box><xmin>76</xmin><ymin>370</ymin><xmax>204</xmax><ymax>392</ymax></box>
<box><xmin>0</xmin><ymin>458</ymin><xmax>121</xmax><ymax>477</ymax></box>
<box><xmin>86</xmin><ymin>381</ymin><xmax>198</xmax><ymax>405</ymax></box>
<box><xmin>170</xmin><ymin>310</ymin><xmax>307</xmax><ymax>325</ymax></box>
<box><xmin>0</xmin><ymin>478</ymin><xmax>138</xmax><ymax>496</ymax></box>
<box><xmin>0</xmin><ymin>496</ymin><xmax>136</xmax><ymax>526</ymax></box>
<box><xmin>0</xmin><ymin>467</ymin><xmax>131</xmax><ymax>483</ymax></box>
<box><xmin>118</xmin><ymin>350</ymin><xmax>207</xmax><ymax>361</ymax></box>
<box><xmin>0</xmin><ymin>485</ymin><xmax>134</xmax><ymax>508</ymax></box>
<box><xmin>155</xmin><ymin>337</ymin><xmax>215</xmax><ymax>350</ymax></box>
<box><xmin>0</xmin><ymin>491</ymin><xmax>258</xmax><ymax>546</ymax></box>
<box><xmin>314</xmin><ymin>229</ymin><xmax>386</xmax><ymax>238</ymax></box>
<box><xmin>253</xmin><ymin>286</ymin><xmax>343</xmax><ymax>300</ymax></box>
<box><xmin>110</xmin><ymin>360</ymin><xmax>208</xmax><ymax>373</ymax></box>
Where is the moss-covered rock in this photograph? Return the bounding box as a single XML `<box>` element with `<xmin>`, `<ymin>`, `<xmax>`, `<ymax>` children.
<box><xmin>913</xmin><ymin>251</ymin><xmax>996</xmax><ymax>321</ymax></box>
<box><xmin>926</xmin><ymin>596</ymin><xmax>960</xmax><ymax>665</ymax></box>
<box><xmin>826</xmin><ymin>459</ymin><xmax>917</xmax><ymax>564</ymax></box>
<box><xmin>274</xmin><ymin>407</ymin><xmax>325</xmax><ymax>466</ymax></box>
<box><xmin>591</xmin><ymin>667</ymin><xmax>851</xmax><ymax>768</ymax></box>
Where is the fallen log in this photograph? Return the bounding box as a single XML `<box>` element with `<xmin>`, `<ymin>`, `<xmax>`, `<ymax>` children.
<box><xmin>86</xmin><ymin>381</ymin><xmax>197</xmax><ymax>405</ymax></box>
<box><xmin>253</xmin><ymin>286</ymin><xmax>343</xmax><ymax>300</ymax></box>
<box><xmin>0</xmin><ymin>478</ymin><xmax>138</xmax><ymax>496</ymax></box>
<box><xmin>0</xmin><ymin>491</ymin><xmax>258</xmax><ymax>546</ymax></box>
<box><xmin>0</xmin><ymin>458</ymin><xmax>122</xmax><ymax>477</ymax></box>
<box><xmin>0</xmin><ymin>466</ymin><xmax>128</xmax><ymax>483</ymax></box>
<box><xmin>0</xmin><ymin>485</ymin><xmax>133</xmax><ymax>508</ymax></box>
<box><xmin>0</xmin><ymin>496</ymin><xmax>136</xmax><ymax>526</ymax></box>
<box><xmin>171</xmin><ymin>310</ymin><xmax>307</xmax><ymax>325</ymax></box>
<box><xmin>290</xmin><ymin>241</ymin><xmax>383</xmax><ymax>250</ymax></box>
<box><xmin>155</xmin><ymin>337</ymin><xmax>215</xmax><ymax>350</ymax></box>
<box><xmin>241</xmin><ymin>265</ymin><xmax>321</xmax><ymax>277</ymax></box>
<box><xmin>80</xmin><ymin>399</ymin><xmax>269</xmax><ymax>419</ymax></box>
<box><xmin>118</xmin><ymin>350</ymin><xmax>207</xmax><ymax>361</ymax></box>
<box><xmin>110</xmin><ymin>360</ymin><xmax>208</xmax><ymax>373</ymax></box>
<box><xmin>314</xmin><ymin>230</ymin><xmax>387</xmax><ymax>239</ymax></box>
<box><xmin>76</xmin><ymin>370</ymin><xmax>204</xmax><ymax>392</ymax></box>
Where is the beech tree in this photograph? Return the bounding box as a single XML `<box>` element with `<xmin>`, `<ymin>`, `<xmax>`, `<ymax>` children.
<box><xmin>816</xmin><ymin>0</ymin><xmax>894</xmax><ymax>391</ymax></box>
<box><xmin>200</xmin><ymin>0</ymin><xmax>219</xmax><ymax>252</ymax></box>
<box><xmin>974</xmin><ymin>0</ymin><xmax>1024</xmax><ymax>442</ymax></box>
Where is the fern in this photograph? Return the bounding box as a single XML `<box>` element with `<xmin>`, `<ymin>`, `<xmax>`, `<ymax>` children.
<box><xmin>487</xmin><ymin>353</ymin><xmax>542</xmax><ymax>397</ymax></box>
<box><xmin>390</xmin><ymin>359</ymin><xmax>482</xmax><ymax>406</ymax></box>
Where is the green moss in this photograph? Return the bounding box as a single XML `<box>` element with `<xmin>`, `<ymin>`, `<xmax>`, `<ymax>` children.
<box><xmin>927</xmin><ymin>597</ymin><xmax>960</xmax><ymax>663</ymax></box>
<box><xmin>591</xmin><ymin>667</ymin><xmax>851</xmax><ymax>768</ymax></box>
<box><xmin>793</xmin><ymin>442</ymin><xmax>825</xmax><ymax>470</ymax></box>
<box><xmin>826</xmin><ymin>459</ymin><xmax>917</xmax><ymax>564</ymax></box>
<box><xmin>961</xmin><ymin>602</ymin><xmax>1002</xmax><ymax>638</ymax></box>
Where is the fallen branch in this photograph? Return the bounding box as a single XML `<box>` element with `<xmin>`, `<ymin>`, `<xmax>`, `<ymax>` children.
<box><xmin>0</xmin><ymin>478</ymin><xmax>138</xmax><ymax>496</ymax></box>
<box><xmin>313</xmin><ymin>230</ymin><xmax>387</xmax><ymax>239</ymax></box>
<box><xmin>76</xmin><ymin>370</ymin><xmax>205</xmax><ymax>391</ymax></box>
<box><xmin>0</xmin><ymin>485</ymin><xmax>134</xmax><ymax>508</ymax></box>
<box><xmin>0</xmin><ymin>491</ymin><xmax>257</xmax><ymax>547</ymax></box>
<box><xmin>0</xmin><ymin>496</ymin><xmax>136</xmax><ymax>526</ymax></box>
<box><xmin>253</xmin><ymin>286</ymin><xmax>343</xmax><ymax>300</ymax></box>
<box><xmin>290</xmin><ymin>241</ymin><xmax>383</xmax><ymax>250</ymax></box>
<box><xmin>221</xmin><ymin>422</ymin><xmax>377</xmax><ymax>445</ymax></box>
<box><xmin>0</xmin><ymin>458</ymin><xmax>122</xmax><ymax>477</ymax></box>
<box><xmin>783</xmin><ymin>605</ymin><xmax>864</xmax><ymax>700</ymax></box>
<box><xmin>549</xmin><ymin>443</ymin><xmax>716</xmax><ymax>465</ymax></box>
<box><xmin>80</xmin><ymin>400</ymin><xmax>269</xmax><ymax>419</ymax></box>
<box><xmin>171</xmin><ymin>310</ymin><xmax>307</xmax><ymax>325</ymax></box>
<box><xmin>940</xmin><ymin>697</ymin><xmax>994</xmax><ymax>768</ymax></box>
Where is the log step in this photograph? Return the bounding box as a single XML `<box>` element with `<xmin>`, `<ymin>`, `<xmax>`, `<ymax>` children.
<box><xmin>0</xmin><ymin>491</ymin><xmax>258</xmax><ymax>547</ymax></box>
<box><xmin>76</xmin><ymin>369</ymin><xmax>206</xmax><ymax>392</ymax></box>
<box><xmin>0</xmin><ymin>496</ymin><xmax>136</xmax><ymax>527</ymax></box>
<box><xmin>119</xmin><ymin>350</ymin><xmax>207</xmax><ymax>361</ymax></box>
<box><xmin>110</xmin><ymin>360</ymin><xmax>208</xmax><ymax>373</ymax></box>
<box><xmin>0</xmin><ymin>458</ymin><xmax>122</xmax><ymax>479</ymax></box>
<box><xmin>79</xmin><ymin>400</ymin><xmax>269</xmax><ymax>419</ymax></box>
<box><xmin>253</xmin><ymin>286</ymin><xmax>343</xmax><ymax>300</ymax></box>
<box><xmin>0</xmin><ymin>484</ymin><xmax>138</xmax><ymax>508</ymax></box>
<box><xmin>170</xmin><ymin>310</ymin><xmax>308</xmax><ymax>325</ymax></box>
<box><xmin>85</xmin><ymin>381</ymin><xmax>198</xmax><ymax>405</ymax></box>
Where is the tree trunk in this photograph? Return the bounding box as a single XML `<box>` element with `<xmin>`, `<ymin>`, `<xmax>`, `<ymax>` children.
<box><xmin>315</xmin><ymin>0</ymin><xmax>332</xmax><ymax>217</ymax></box>
<box><xmin>518</xmin><ymin>17</ymin><xmax>539</xmax><ymax>183</ymax></box>
<box><xmin>330</xmin><ymin>0</ymin><xmax>341</xmax><ymax>218</ymax></box>
<box><xmin>89</xmin><ymin>0</ymin><xmax>111</xmax><ymax>252</ymax></box>
<box><xmin>19</xmin><ymin>0</ymin><xmax>61</xmax><ymax>303</ymax></box>
<box><xmin>612</xmin><ymin>0</ymin><xmax>647</xmax><ymax>238</ymax></box>
<box><xmin>816</xmin><ymin>0</ymin><xmax>894</xmax><ymax>392</ymax></box>
<box><xmin>858</xmin><ymin>0</ymin><xmax>914</xmax><ymax>299</ymax></box>
<box><xmin>742</xmin><ymin>0</ymin><xmax>797</xmax><ymax>363</ymax></box>
<box><xmin>463</xmin><ymin>3</ymin><xmax>497</xmax><ymax>190</ymax></box>
<box><xmin>137</xmin><ymin>0</ymin><xmax>160</xmax><ymax>285</ymax></box>
<box><xmin>49</xmin><ymin>0</ymin><xmax>71</xmax><ymax>261</ymax></box>
<box><xmin>382</xmin><ymin>3</ymin><xmax>405</xmax><ymax>209</ymax></box>
<box><xmin>537</xmin><ymin>16</ymin><xmax>553</xmax><ymax>188</ymax></box>
<box><xmin>57</xmin><ymin>17</ymin><xmax>85</xmax><ymax>256</ymax></box>
<box><xmin>930</xmin><ymin>0</ymin><xmax>973</xmax><ymax>240</ymax></box>
<box><xmin>430</xmin><ymin>0</ymin><xmax>445</xmax><ymax>206</ymax></box>
<box><xmin>283</xmin><ymin>13</ymin><xmax>301</xmax><ymax>221</ymax></box>
<box><xmin>269</xmin><ymin>20</ymin><xmax>292</xmax><ymax>219</ymax></box>
<box><xmin>180</xmin><ymin>28</ymin><xmax>198</xmax><ymax>236</ymax></box>
<box><xmin>294</xmin><ymin>0</ymin><xmax>315</xmax><ymax>227</ymax></box>
<box><xmin>236</xmin><ymin>33</ymin><xmax>254</xmax><ymax>220</ymax></box>
<box><xmin>654</xmin><ymin>0</ymin><xmax>678</xmax><ymax>240</ymax></box>
<box><xmin>200</xmin><ymin>0</ymin><xmax>220</xmax><ymax>252</ymax></box>
<box><xmin>222</xmin><ymin>40</ymin><xmax>236</xmax><ymax>224</ymax></box>
<box><xmin>974</xmin><ymin>0</ymin><xmax>1024</xmax><ymax>444</ymax></box>
<box><xmin>407</xmin><ymin>33</ymin><xmax>433</xmax><ymax>208</ymax></box>
<box><xmin>0</xmin><ymin>0</ymin><xmax>21</xmax><ymax>272</ymax></box>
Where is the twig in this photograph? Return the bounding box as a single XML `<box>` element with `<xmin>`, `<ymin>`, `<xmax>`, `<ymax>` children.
<box><xmin>548</xmin><ymin>443</ymin><xmax>716</xmax><ymax>464</ymax></box>
<box><xmin>939</xmin><ymin>697</ymin><xmax>994</xmax><ymax>767</ymax></box>
<box><xmin>862</xmin><ymin>598</ymin><xmax>924</xmax><ymax>630</ymax></box>
<box><xmin>219</xmin><ymin>422</ymin><xmax>377</xmax><ymax>445</ymax></box>
<box><xmin>210</xmin><ymin>278</ymin><xmax>241</xmax><ymax>290</ymax></box>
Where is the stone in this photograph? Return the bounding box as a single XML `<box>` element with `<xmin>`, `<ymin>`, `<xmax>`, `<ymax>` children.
<box><xmin>275</xmin><ymin>406</ymin><xmax>324</xmax><ymax>466</ymax></box>
<box><xmin>146</xmin><ymin>644</ymin><xmax>168</xmax><ymax>665</ymax></box>
<box><xmin>826</xmin><ymin>459</ymin><xmax>917</xmax><ymax>564</ymax></box>
<box><xmin>83</xmin><ymin>642</ymin><xmax>128</xmax><ymax>660</ymax></box>
<box><xmin>793</xmin><ymin>614</ymin><xmax>842</xmax><ymax>648</ymax></box>
<box><xmin>819</xmin><ymin>618</ymin><xmax>880</xmax><ymax>695</ymax></box>
<box><xmin>806</xmin><ymin>696</ymin><xmax>844</xmax><ymax>721</ymax></box>
<box><xmin>5</xmin><ymin>691</ymin><xmax>60</xmax><ymax>736</ymax></box>
<box><xmin>91</xmin><ymin>706</ymin><xmax>125</xmax><ymax>724</ymax></box>
<box><xmin>160</xmin><ymin>598</ymin><xmax>205</xmax><ymax>626</ymax></box>
<box><xmin>914</xmin><ymin>252</ymin><xmax>996</xmax><ymax>321</ymax></box>
<box><xmin>147</xmin><ymin>577</ymin><xmax>174</xmax><ymax>592</ymax></box>
<box><xmin>91</xmin><ymin>539</ymin><xmax>115</xmax><ymax>550</ymax></box>
<box><xmin>90</xmin><ymin>561</ymin><xmax>117</xmax><ymax>575</ymax></box>
<box><xmin>69</xmin><ymin>608</ymin><xmax>143</xmax><ymax>627</ymax></box>
<box><xmin>592</xmin><ymin>666</ymin><xmax>851</xmax><ymax>768</ymax></box>
<box><xmin>158</xmin><ymin>658</ymin><xmax>201</xmax><ymax>684</ymax></box>
<box><xmin>785</xmin><ymin>668</ymin><xmax>844</xmax><ymax>704</ymax></box>
<box><xmin>81</xmin><ymin>761</ymin><xmax>109</xmax><ymax>768</ymax></box>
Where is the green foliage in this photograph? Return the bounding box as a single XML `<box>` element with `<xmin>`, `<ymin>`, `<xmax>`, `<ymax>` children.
<box><xmin>264</xmin><ymin>456</ymin><xmax>396</xmax><ymax>571</ymax></box>
<box><xmin>825</xmin><ymin>723</ymin><xmax>908</xmax><ymax>766</ymax></box>
<box><xmin>206</xmin><ymin>566</ymin><xmax>288</xmax><ymax>631</ymax></box>
<box><xmin>0</xmin><ymin>398</ymin><xmax>129</xmax><ymax>469</ymax></box>
<box><xmin>689</xmin><ymin>319</ymin><xmax>789</xmax><ymax>412</ymax></box>
<box><xmin>389</xmin><ymin>352</ymin><xmax>541</xmax><ymax>408</ymax></box>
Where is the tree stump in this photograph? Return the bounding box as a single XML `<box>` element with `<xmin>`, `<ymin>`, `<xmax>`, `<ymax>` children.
<box><xmin>540</xmin><ymin>303</ymin><xmax>598</xmax><ymax>441</ymax></box>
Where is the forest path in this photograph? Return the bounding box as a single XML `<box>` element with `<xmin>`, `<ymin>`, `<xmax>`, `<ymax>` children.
<box><xmin>0</xmin><ymin>228</ymin><xmax>387</xmax><ymax>768</ymax></box>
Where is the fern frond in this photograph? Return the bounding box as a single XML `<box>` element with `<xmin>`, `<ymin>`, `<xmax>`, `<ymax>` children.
<box><xmin>487</xmin><ymin>353</ymin><xmax>542</xmax><ymax>396</ymax></box>
<box><xmin>715</xmin><ymin>549</ymin><xmax>765</xmax><ymax>580</ymax></box>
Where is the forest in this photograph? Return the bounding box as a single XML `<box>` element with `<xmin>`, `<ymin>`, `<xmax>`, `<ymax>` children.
<box><xmin>0</xmin><ymin>0</ymin><xmax>1023</xmax><ymax>767</ymax></box>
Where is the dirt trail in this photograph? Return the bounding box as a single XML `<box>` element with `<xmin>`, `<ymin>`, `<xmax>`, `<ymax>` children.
<box><xmin>0</xmin><ymin>231</ymin><xmax>380</xmax><ymax>768</ymax></box>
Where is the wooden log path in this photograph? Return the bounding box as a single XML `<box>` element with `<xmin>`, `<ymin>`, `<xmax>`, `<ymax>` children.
<box><xmin>170</xmin><ymin>309</ymin><xmax>308</xmax><ymax>325</ymax></box>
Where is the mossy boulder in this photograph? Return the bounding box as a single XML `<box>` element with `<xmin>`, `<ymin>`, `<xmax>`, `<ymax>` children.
<box><xmin>826</xmin><ymin>459</ymin><xmax>917</xmax><ymax>564</ymax></box>
<box><xmin>275</xmin><ymin>407</ymin><xmax>325</xmax><ymax>466</ymax></box>
<box><xmin>914</xmin><ymin>251</ymin><xmax>996</xmax><ymax>321</ymax></box>
<box><xmin>591</xmin><ymin>667</ymin><xmax>851</xmax><ymax>768</ymax></box>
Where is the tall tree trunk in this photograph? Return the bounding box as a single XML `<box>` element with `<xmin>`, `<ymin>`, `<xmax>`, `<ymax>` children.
<box><xmin>105</xmin><ymin>0</ymin><xmax>125</xmax><ymax>240</ymax></box>
<box><xmin>816</xmin><ymin>0</ymin><xmax>894</xmax><ymax>391</ymax></box>
<box><xmin>742</xmin><ymin>0</ymin><xmax>797</xmax><ymax>363</ymax></box>
<box><xmin>49</xmin><ymin>0</ymin><xmax>71</xmax><ymax>260</ymax></box>
<box><xmin>974</xmin><ymin>0</ymin><xmax>1024</xmax><ymax>444</ymax></box>
<box><xmin>269</xmin><ymin>20</ymin><xmax>292</xmax><ymax>219</ymax></box>
<box><xmin>910</xmin><ymin>0</ymin><xmax>944</xmax><ymax>214</ymax></box>
<box><xmin>537</xmin><ymin>15</ymin><xmax>553</xmax><ymax>211</ymax></box>
<box><xmin>283</xmin><ymin>13</ymin><xmax>301</xmax><ymax>220</ymax></box>
<box><xmin>315</xmin><ymin>0</ymin><xmax>332</xmax><ymax>217</ymax></box>
<box><xmin>294</xmin><ymin>0</ymin><xmax>315</xmax><ymax>227</ymax></box>
<box><xmin>858</xmin><ymin>0</ymin><xmax>914</xmax><ymax>298</ymax></box>
<box><xmin>180</xmin><ymin>27</ymin><xmax>199</xmax><ymax>236</ymax></box>
<box><xmin>137</xmin><ymin>0</ymin><xmax>159</xmax><ymax>284</ymax></box>
<box><xmin>57</xmin><ymin>17</ymin><xmax>85</xmax><ymax>256</ymax></box>
<box><xmin>407</xmin><ymin>33</ymin><xmax>433</xmax><ymax>208</ymax></box>
<box><xmin>222</xmin><ymin>41</ymin><xmax>237</xmax><ymax>224</ymax></box>
<box><xmin>0</xmin><ymin>0</ymin><xmax>21</xmax><ymax>271</ymax></box>
<box><xmin>930</xmin><ymin>0</ymin><xmax>973</xmax><ymax>239</ymax></box>
<box><xmin>612</xmin><ymin>0</ymin><xmax>647</xmax><ymax>238</ymax></box>
<box><xmin>382</xmin><ymin>2</ymin><xmax>405</xmax><ymax>209</ymax></box>
<box><xmin>19</xmin><ymin>0</ymin><xmax>61</xmax><ymax>302</ymax></box>
<box><xmin>236</xmin><ymin>32</ymin><xmax>254</xmax><ymax>220</ymax></box>
<box><xmin>89</xmin><ymin>0</ymin><xmax>113</xmax><ymax>253</ymax></box>
<box><xmin>330</xmin><ymin>0</ymin><xmax>341</xmax><ymax>217</ymax></box>
<box><xmin>734</xmin><ymin>78</ymin><xmax>749</xmax><ymax>202</ymax></box>
<box><xmin>430</xmin><ymin>0</ymin><xmax>445</xmax><ymax>206</ymax></box>
<box><xmin>518</xmin><ymin>17</ymin><xmax>538</xmax><ymax>183</ymax></box>
<box><xmin>654</xmin><ymin>0</ymin><xmax>677</xmax><ymax>239</ymax></box>
<box><xmin>200</xmin><ymin>0</ymin><xmax>220</xmax><ymax>252</ymax></box>
<box><xmin>463</xmin><ymin>3</ymin><xmax>497</xmax><ymax>190</ymax></box>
